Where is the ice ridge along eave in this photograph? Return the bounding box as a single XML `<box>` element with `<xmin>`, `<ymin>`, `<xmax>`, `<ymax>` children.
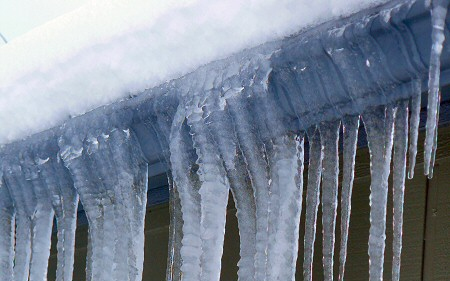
<box><xmin>0</xmin><ymin>0</ymin><xmax>449</xmax><ymax>181</ymax></box>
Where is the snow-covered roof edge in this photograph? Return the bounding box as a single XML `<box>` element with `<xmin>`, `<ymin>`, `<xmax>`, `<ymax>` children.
<box><xmin>1</xmin><ymin>0</ymin><xmax>448</xmax><ymax>154</ymax></box>
<box><xmin>0</xmin><ymin>0</ymin><xmax>392</xmax><ymax>144</ymax></box>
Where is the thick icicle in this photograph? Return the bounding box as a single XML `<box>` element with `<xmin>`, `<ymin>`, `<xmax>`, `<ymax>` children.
<box><xmin>338</xmin><ymin>115</ymin><xmax>359</xmax><ymax>281</ymax></box>
<box><xmin>392</xmin><ymin>101</ymin><xmax>409</xmax><ymax>281</ymax></box>
<box><xmin>266</xmin><ymin>133</ymin><xmax>304</xmax><ymax>281</ymax></box>
<box><xmin>185</xmin><ymin>94</ymin><xmax>231</xmax><ymax>281</ymax></box>
<box><xmin>20</xmin><ymin>151</ymin><xmax>55</xmax><ymax>281</ymax></box>
<box><xmin>37</xmin><ymin>152</ymin><xmax>78</xmax><ymax>281</ymax></box>
<box><xmin>59</xmin><ymin>123</ymin><xmax>148</xmax><ymax>281</ymax></box>
<box><xmin>205</xmin><ymin>93</ymin><xmax>256</xmax><ymax>281</ymax></box>
<box><xmin>142</xmin><ymin>101</ymin><xmax>183</xmax><ymax>281</ymax></box>
<box><xmin>59</xmin><ymin>127</ymin><xmax>110</xmax><ymax>281</ymax></box>
<box><xmin>169</xmin><ymin>106</ymin><xmax>202</xmax><ymax>281</ymax></box>
<box><xmin>363</xmin><ymin>105</ymin><xmax>395</xmax><ymax>281</ymax></box>
<box><xmin>266</xmin><ymin>132</ymin><xmax>302</xmax><ymax>281</ymax></box>
<box><xmin>408</xmin><ymin>81</ymin><xmax>421</xmax><ymax>179</ymax></box>
<box><xmin>424</xmin><ymin>0</ymin><xmax>449</xmax><ymax>177</ymax></box>
<box><xmin>0</xmin><ymin>172</ymin><xmax>14</xmax><ymax>281</ymax></box>
<box><xmin>227</xmin><ymin>96</ymin><xmax>271</xmax><ymax>281</ymax></box>
<box><xmin>3</xmin><ymin>161</ymin><xmax>34</xmax><ymax>281</ymax></box>
<box><xmin>109</xmin><ymin>128</ymin><xmax>149</xmax><ymax>281</ymax></box>
<box><xmin>303</xmin><ymin>127</ymin><xmax>323</xmax><ymax>281</ymax></box>
<box><xmin>319</xmin><ymin>120</ymin><xmax>341</xmax><ymax>281</ymax></box>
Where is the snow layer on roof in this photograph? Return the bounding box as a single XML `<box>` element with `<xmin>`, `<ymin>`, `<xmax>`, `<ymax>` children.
<box><xmin>0</xmin><ymin>0</ymin><xmax>388</xmax><ymax>144</ymax></box>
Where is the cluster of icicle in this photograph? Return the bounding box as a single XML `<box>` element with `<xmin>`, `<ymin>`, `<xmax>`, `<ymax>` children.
<box><xmin>0</xmin><ymin>115</ymin><xmax>149</xmax><ymax>281</ymax></box>
<box><xmin>165</xmin><ymin>66</ymin><xmax>413</xmax><ymax>281</ymax></box>
<box><xmin>165</xmin><ymin>3</ymin><xmax>449</xmax><ymax>281</ymax></box>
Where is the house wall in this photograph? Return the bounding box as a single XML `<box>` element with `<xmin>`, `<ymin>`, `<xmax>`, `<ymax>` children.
<box><xmin>47</xmin><ymin>126</ymin><xmax>450</xmax><ymax>280</ymax></box>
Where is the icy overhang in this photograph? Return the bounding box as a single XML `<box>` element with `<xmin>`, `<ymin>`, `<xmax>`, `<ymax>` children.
<box><xmin>1</xmin><ymin>0</ymin><xmax>449</xmax><ymax>193</ymax></box>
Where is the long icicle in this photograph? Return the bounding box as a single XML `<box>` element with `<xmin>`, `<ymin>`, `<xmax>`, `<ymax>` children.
<box><xmin>40</xmin><ymin>156</ymin><xmax>79</xmax><ymax>281</ymax></box>
<box><xmin>166</xmin><ymin>177</ymin><xmax>184</xmax><ymax>281</ymax></box>
<box><xmin>408</xmin><ymin>80</ymin><xmax>421</xmax><ymax>179</ymax></box>
<box><xmin>84</xmin><ymin>131</ymin><xmax>116</xmax><ymax>281</ymax></box>
<box><xmin>111</xmin><ymin>128</ymin><xmax>149</xmax><ymax>281</ymax></box>
<box><xmin>207</xmin><ymin>95</ymin><xmax>256</xmax><ymax>281</ymax></box>
<box><xmin>338</xmin><ymin>115</ymin><xmax>360</xmax><ymax>281</ymax></box>
<box><xmin>59</xmin><ymin>129</ymin><xmax>108</xmax><ymax>281</ymax></box>
<box><xmin>319</xmin><ymin>120</ymin><xmax>341</xmax><ymax>281</ymax></box>
<box><xmin>274</xmin><ymin>133</ymin><xmax>305</xmax><ymax>281</ymax></box>
<box><xmin>3</xmin><ymin>163</ymin><xmax>34</xmax><ymax>281</ymax></box>
<box><xmin>424</xmin><ymin>0</ymin><xmax>449</xmax><ymax>177</ymax></box>
<box><xmin>185</xmin><ymin>95</ymin><xmax>231</xmax><ymax>281</ymax></box>
<box><xmin>0</xmin><ymin>174</ymin><xmax>15</xmax><ymax>281</ymax></box>
<box><xmin>169</xmin><ymin>106</ymin><xmax>202</xmax><ymax>281</ymax></box>
<box><xmin>392</xmin><ymin>101</ymin><xmax>409</xmax><ymax>281</ymax></box>
<box><xmin>363</xmin><ymin>105</ymin><xmax>395</xmax><ymax>281</ymax></box>
<box><xmin>227</xmin><ymin>96</ymin><xmax>271</xmax><ymax>281</ymax></box>
<box><xmin>266</xmin><ymin>133</ymin><xmax>301</xmax><ymax>281</ymax></box>
<box><xmin>23</xmin><ymin>155</ymin><xmax>55</xmax><ymax>281</ymax></box>
<box><xmin>429</xmin><ymin>95</ymin><xmax>441</xmax><ymax>178</ymax></box>
<box><xmin>303</xmin><ymin>127</ymin><xmax>323</xmax><ymax>281</ymax></box>
<box><xmin>147</xmin><ymin>106</ymin><xmax>183</xmax><ymax>281</ymax></box>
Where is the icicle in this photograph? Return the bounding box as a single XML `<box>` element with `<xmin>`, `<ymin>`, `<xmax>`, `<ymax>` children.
<box><xmin>237</xmin><ymin>87</ymin><xmax>301</xmax><ymax>281</ymax></box>
<box><xmin>3</xmin><ymin>162</ymin><xmax>34</xmax><ymax>281</ymax></box>
<box><xmin>166</xmin><ymin>178</ymin><xmax>183</xmax><ymax>281</ymax></box>
<box><xmin>59</xmin><ymin>124</ymin><xmax>148</xmax><ymax>281</ymax></box>
<box><xmin>228</xmin><ymin>161</ymin><xmax>257</xmax><ymax>281</ymax></box>
<box><xmin>294</xmin><ymin>133</ymin><xmax>305</xmax><ymax>267</ymax></box>
<box><xmin>270</xmin><ymin>133</ymin><xmax>305</xmax><ymax>281</ymax></box>
<box><xmin>37</xmin><ymin>154</ymin><xmax>78</xmax><ymax>281</ymax></box>
<box><xmin>147</xmin><ymin>103</ymin><xmax>184</xmax><ymax>281</ymax></box>
<box><xmin>266</xmin><ymin>132</ymin><xmax>302</xmax><ymax>281</ymax></box>
<box><xmin>169</xmin><ymin>106</ymin><xmax>202</xmax><ymax>281</ymax></box>
<box><xmin>111</xmin><ymin>128</ymin><xmax>149</xmax><ymax>281</ymax></box>
<box><xmin>424</xmin><ymin>0</ymin><xmax>449</xmax><ymax>177</ymax></box>
<box><xmin>338</xmin><ymin>115</ymin><xmax>359</xmax><ymax>281</ymax></box>
<box><xmin>227</xmin><ymin>96</ymin><xmax>271</xmax><ymax>281</ymax></box>
<box><xmin>155</xmin><ymin>120</ymin><xmax>184</xmax><ymax>281</ymax></box>
<box><xmin>0</xmin><ymin>173</ymin><xmax>14</xmax><ymax>281</ymax></box>
<box><xmin>20</xmin><ymin>151</ymin><xmax>55</xmax><ymax>281</ymax></box>
<box><xmin>429</xmin><ymin>95</ymin><xmax>440</xmax><ymax>178</ymax></box>
<box><xmin>204</xmin><ymin>95</ymin><xmax>257</xmax><ymax>281</ymax></box>
<box><xmin>59</xmin><ymin>129</ymin><xmax>109</xmax><ymax>281</ymax></box>
<box><xmin>408</xmin><ymin>80</ymin><xmax>421</xmax><ymax>179</ymax></box>
<box><xmin>85</xmin><ymin>131</ymin><xmax>118</xmax><ymax>281</ymax></box>
<box><xmin>303</xmin><ymin>127</ymin><xmax>323</xmax><ymax>281</ymax></box>
<box><xmin>392</xmin><ymin>101</ymin><xmax>409</xmax><ymax>281</ymax></box>
<box><xmin>185</xmin><ymin>94</ymin><xmax>231</xmax><ymax>281</ymax></box>
<box><xmin>319</xmin><ymin>120</ymin><xmax>341</xmax><ymax>281</ymax></box>
<box><xmin>363</xmin><ymin>105</ymin><xmax>395</xmax><ymax>281</ymax></box>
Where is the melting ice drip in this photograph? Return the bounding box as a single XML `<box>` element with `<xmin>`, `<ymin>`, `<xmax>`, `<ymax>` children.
<box><xmin>0</xmin><ymin>1</ymin><xmax>448</xmax><ymax>281</ymax></box>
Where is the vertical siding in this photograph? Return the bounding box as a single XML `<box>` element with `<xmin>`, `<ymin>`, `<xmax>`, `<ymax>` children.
<box><xmin>423</xmin><ymin>157</ymin><xmax>450</xmax><ymax>281</ymax></box>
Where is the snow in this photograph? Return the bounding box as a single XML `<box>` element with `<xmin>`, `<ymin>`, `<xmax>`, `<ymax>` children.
<box><xmin>0</xmin><ymin>0</ymin><xmax>388</xmax><ymax>145</ymax></box>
